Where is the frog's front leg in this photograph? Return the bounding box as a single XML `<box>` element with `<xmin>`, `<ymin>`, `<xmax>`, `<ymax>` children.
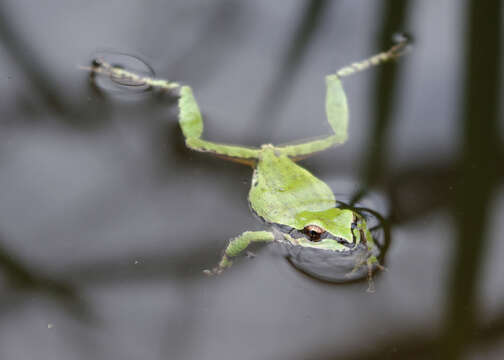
<box><xmin>86</xmin><ymin>59</ymin><xmax>261</xmax><ymax>165</ymax></box>
<box><xmin>203</xmin><ymin>231</ymin><xmax>275</xmax><ymax>275</ymax></box>
<box><xmin>348</xmin><ymin>226</ymin><xmax>385</xmax><ymax>293</ymax></box>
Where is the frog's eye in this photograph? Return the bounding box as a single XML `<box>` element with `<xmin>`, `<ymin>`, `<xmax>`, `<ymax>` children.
<box><xmin>302</xmin><ymin>225</ymin><xmax>325</xmax><ymax>242</ymax></box>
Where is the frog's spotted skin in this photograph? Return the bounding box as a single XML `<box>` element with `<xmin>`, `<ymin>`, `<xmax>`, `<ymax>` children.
<box><xmin>88</xmin><ymin>41</ymin><xmax>406</xmax><ymax>291</ymax></box>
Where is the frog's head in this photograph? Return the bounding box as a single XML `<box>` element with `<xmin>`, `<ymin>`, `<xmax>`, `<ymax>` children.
<box><xmin>279</xmin><ymin>208</ymin><xmax>368</xmax><ymax>252</ymax></box>
<box><xmin>278</xmin><ymin>207</ymin><xmax>380</xmax><ymax>283</ymax></box>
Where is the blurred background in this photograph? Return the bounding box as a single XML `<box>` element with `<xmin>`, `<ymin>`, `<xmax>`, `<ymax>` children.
<box><xmin>0</xmin><ymin>0</ymin><xmax>502</xmax><ymax>359</ymax></box>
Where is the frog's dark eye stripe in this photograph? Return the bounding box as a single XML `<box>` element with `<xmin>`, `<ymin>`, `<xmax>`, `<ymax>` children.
<box><xmin>279</xmin><ymin>223</ymin><xmax>356</xmax><ymax>248</ymax></box>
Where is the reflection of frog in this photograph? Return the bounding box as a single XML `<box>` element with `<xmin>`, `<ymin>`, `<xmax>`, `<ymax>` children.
<box><xmin>88</xmin><ymin>40</ymin><xmax>406</xmax><ymax>291</ymax></box>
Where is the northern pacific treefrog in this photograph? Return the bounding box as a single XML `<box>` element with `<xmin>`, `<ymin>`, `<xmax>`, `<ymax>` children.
<box><xmin>88</xmin><ymin>41</ymin><xmax>407</xmax><ymax>291</ymax></box>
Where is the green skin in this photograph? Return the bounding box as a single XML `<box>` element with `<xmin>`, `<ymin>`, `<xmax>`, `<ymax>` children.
<box><xmin>88</xmin><ymin>46</ymin><xmax>406</xmax><ymax>290</ymax></box>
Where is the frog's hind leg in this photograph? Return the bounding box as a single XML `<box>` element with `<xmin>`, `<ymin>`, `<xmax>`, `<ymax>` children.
<box><xmin>86</xmin><ymin>59</ymin><xmax>261</xmax><ymax>166</ymax></box>
<box><xmin>204</xmin><ymin>231</ymin><xmax>275</xmax><ymax>275</ymax></box>
<box><xmin>178</xmin><ymin>86</ymin><xmax>260</xmax><ymax>165</ymax></box>
<box><xmin>275</xmin><ymin>39</ymin><xmax>409</xmax><ymax>160</ymax></box>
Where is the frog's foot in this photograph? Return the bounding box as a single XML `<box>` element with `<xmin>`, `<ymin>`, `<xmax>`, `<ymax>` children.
<box><xmin>203</xmin><ymin>264</ymin><xmax>228</xmax><ymax>276</ymax></box>
<box><xmin>84</xmin><ymin>59</ymin><xmax>181</xmax><ymax>91</ymax></box>
<box><xmin>345</xmin><ymin>253</ymin><xmax>385</xmax><ymax>292</ymax></box>
<box><xmin>365</xmin><ymin>255</ymin><xmax>386</xmax><ymax>293</ymax></box>
<box><xmin>203</xmin><ymin>267</ymin><xmax>223</xmax><ymax>276</ymax></box>
<box><xmin>202</xmin><ymin>255</ymin><xmax>233</xmax><ymax>276</ymax></box>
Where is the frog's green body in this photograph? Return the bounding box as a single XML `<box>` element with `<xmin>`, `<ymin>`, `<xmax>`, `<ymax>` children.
<box><xmin>89</xmin><ymin>43</ymin><xmax>406</xmax><ymax>289</ymax></box>
<box><xmin>250</xmin><ymin>146</ymin><xmax>359</xmax><ymax>251</ymax></box>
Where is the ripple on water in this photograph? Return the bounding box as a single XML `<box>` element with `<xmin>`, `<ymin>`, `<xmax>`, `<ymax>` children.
<box><xmin>88</xmin><ymin>51</ymin><xmax>156</xmax><ymax>93</ymax></box>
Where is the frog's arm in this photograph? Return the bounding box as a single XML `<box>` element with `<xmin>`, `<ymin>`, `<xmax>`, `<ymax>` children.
<box><xmin>362</xmin><ymin>227</ymin><xmax>384</xmax><ymax>293</ymax></box>
<box><xmin>203</xmin><ymin>230</ymin><xmax>275</xmax><ymax>275</ymax></box>
<box><xmin>86</xmin><ymin>60</ymin><xmax>261</xmax><ymax>165</ymax></box>
<box><xmin>347</xmin><ymin>220</ymin><xmax>384</xmax><ymax>293</ymax></box>
<box><xmin>275</xmin><ymin>40</ymin><xmax>408</xmax><ymax>159</ymax></box>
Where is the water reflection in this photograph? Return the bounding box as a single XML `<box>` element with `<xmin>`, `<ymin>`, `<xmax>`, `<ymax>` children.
<box><xmin>88</xmin><ymin>52</ymin><xmax>156</xmax><ymax>93</ymax></box>
<box><xmin>0</xmin><ymin>1</ymin><xmax>502</xmax><ymax>359</ymax></box>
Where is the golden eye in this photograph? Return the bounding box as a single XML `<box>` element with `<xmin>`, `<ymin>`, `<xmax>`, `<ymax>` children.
<box><xmin>303</xmin><ymin>225</ymin><xmax>325</xmax><ymax>242</ymax></box>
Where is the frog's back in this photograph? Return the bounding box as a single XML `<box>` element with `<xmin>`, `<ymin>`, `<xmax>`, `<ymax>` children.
<box><xmin>248</xmin><ymin>146</ymin><xmax>336</xmax><ymax>227</ymax></box>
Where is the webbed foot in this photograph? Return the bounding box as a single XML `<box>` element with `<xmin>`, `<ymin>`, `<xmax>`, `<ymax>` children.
<box><xmin>365</xmin><ymin>256</ymin><xmax>386</xmax><ymax>293</ymax></box>
<box><xmin>203</xmin><ymin>267</ymin><xmax>223</xmax><ymax>276</ymax></box>
<box><xmin>345</xmin><ymin>253</ymin><xmax>385</xmax><ymax>292</ymax></box>
<box><xmin>203</xmin><ymin>256</ymin><xmax>232</xmax><ymax>276</ymax></box>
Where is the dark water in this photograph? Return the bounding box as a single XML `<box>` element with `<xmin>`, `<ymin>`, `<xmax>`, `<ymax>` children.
<box><xmin>0</xmin><ymin>1</ymin><xmax>502</xmax><ymax>359</ymax></box>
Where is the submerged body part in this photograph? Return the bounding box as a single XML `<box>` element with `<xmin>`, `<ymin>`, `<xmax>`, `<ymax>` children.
<box><xmin>87</xmin><ymin>41</ymin><xmax>406</xmax><ymax>291</ymax></box>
